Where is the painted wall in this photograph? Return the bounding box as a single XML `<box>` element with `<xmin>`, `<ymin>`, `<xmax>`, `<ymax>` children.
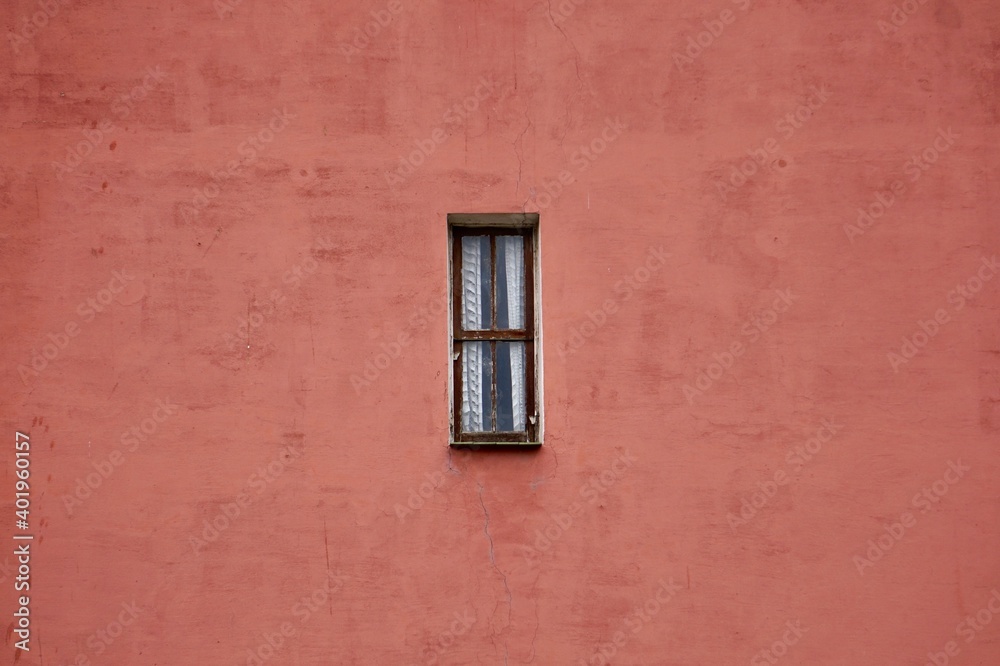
<box><xmin>2</xmin><ymin>0</ymin><xmax>1000</xmax><ymax>663</ymax></box>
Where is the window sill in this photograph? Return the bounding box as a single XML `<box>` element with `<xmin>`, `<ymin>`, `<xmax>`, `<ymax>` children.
<box><xmin>450</xmin><ymin>441</ymin><xmax>542</xmax><ymax>449</ymax></box>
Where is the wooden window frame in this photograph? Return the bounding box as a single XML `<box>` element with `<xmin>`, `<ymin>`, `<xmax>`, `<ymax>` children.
<box><xmin>450</xmin><ymin>219</ymin><xmax>539</xmax><ymax>445</ymax></box>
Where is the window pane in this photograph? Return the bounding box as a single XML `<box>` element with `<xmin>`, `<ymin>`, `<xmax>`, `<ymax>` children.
<box><xmin>496</xmin><ymin>236</ymin><xmax>525</xmax><ymax>329</ymax></box>
<box><xmin>461</xmin><ymin>341</ymin><xmax>493</xmax><ymax>432</ymax></box>
<box><xmin>496</xmin><ymin>341</ymin><xmax>526</xmax><ymax>432</ymax></box>
<box><xmin>461</xmin><ymin>236</ymin><xmax>491</xmax><ymax>329</ymax></box>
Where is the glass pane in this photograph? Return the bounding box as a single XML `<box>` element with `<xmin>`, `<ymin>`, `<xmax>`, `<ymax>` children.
<box><xmin>496</xmin><ymin>236</ymin><xmax>525</xmax><ymax>330</ymax></box>
<box><xmin>461</xmin><ymin>341</ymin><xmax>493</xmax><ymax>432</ymax></box>
<box><xmin>461</xmin><ymin>236</ymin><xmax>491</xmax><ymax>329</ymax></box>
<box><xmin>496</xmin><ymin>341</ymin><xmax>526</xmax><ymax>432</ymax></box>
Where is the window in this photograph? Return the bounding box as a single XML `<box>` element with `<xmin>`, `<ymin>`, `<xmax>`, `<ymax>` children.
<box><xmin>449</xmin><ymin>214</ymin><xmax>540</xmax><ymax>445</ymax></box>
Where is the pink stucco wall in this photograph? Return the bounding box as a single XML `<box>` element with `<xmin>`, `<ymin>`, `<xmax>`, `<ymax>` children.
<box><xmin>3</xmin><ymin>0</ymin><xmax>1000</xmax><ymax>663</ymax></box>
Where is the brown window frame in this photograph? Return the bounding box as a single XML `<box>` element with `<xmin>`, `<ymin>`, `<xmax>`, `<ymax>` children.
<box><xmin>450</xmin><ymin>220</ymin><xmax>538</xmax><ymax>444</ymax></box>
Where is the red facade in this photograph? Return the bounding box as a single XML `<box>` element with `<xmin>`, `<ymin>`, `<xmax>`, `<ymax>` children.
<box><xmin>3</xmin><ymin>0</ymin><xmax>1000</xmax><ymax>663</ymax></box>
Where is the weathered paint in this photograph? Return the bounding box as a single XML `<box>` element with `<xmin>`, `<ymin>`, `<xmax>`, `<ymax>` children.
<box><xmin>2</xmin><ymin>0</ymin><xmax>1000</xmax><ymax>663</ymax></box>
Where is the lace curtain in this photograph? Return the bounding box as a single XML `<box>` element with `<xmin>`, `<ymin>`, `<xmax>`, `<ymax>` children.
<box><xmin>461</xmin><ymin>236</ymin><xmax>526</xmax><ymax>433</ymax></box>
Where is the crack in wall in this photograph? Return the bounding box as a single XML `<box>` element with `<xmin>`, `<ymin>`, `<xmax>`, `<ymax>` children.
<box><xmin>323</xmin><ymin>517</ymin><xmax>334</xmax><ymax>616</ymax></box>
<box><xmin>477</xmin><ymin>482</ymin><xmax>513</xmax><ymax>663</ymax></box>
<box><xmin>545</xmin><ymin>0</ymin><xmax>583</xmax><ymax>84</ymax></box>
<box><xmin>528</xmin><ymin>600</ymin><xmax>540</xmax><ymax>662</ymax></box>
<box><xmin>513</xmin><ymin>106</ymin><xmax>532</xmax><ymax>196</ymax></box>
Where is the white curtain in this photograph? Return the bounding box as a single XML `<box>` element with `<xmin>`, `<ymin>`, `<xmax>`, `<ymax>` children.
<box><xmin>461</xmin><ymin>238</ymin><xmax>487</xmax><ymax>432</ymax></box>
<box><xmin>460</xmin><ymin>235</ymin><xmax>528</xmax><ymax>433</ymax></box>
<box><xmin>502</xmin><ymin>236</ymin><xmax>526</xmax><ymax>431</ymax></box>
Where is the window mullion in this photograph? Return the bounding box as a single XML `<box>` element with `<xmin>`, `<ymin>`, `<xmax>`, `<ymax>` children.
<box><xmin>489</xmin><ymin>233</ymin><xmax>497</xmax><ymax>432</ymax></box>
<box><xmin>490</xmin><ymin>233</ymin><xmax>497</xmax><ymax>331</ymax></box>
<box><xmin>456</xmin><ymin>330</ymin><xmax>527</xmax><ymax>342</ymax></box>
<box><xmin>490</xmin><ymin>340</ymin><xmax>497</xmax><ymax>433</ymax></box>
